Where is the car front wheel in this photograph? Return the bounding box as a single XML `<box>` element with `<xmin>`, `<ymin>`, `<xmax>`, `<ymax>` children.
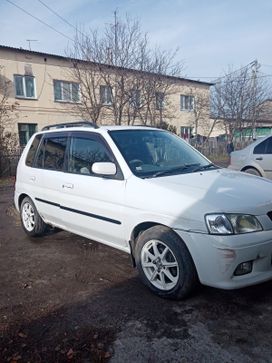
<box><xmin>135</xmin><ymin>225</ymin><xmax>198</xmax><ymax>300</ymax></box>
<box><xmin>20</xmin><ymin>196</ymin><xmax>48</xmax><ymax>237</ymax></box>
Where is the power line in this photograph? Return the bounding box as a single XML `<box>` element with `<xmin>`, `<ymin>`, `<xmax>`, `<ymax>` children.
<box><xmin>37</xmin><ymin>0</ymin><xmax>89</xmax><ymax>41</ymax></box>
<box><xmin>37</xmin><ymin>0</ymin><xmax>76</xmax><ymax>32</ymax></box>
<box><xmin>5</xmin><ymin>0</ymin><xmax>74</xmax><ymax>43</ymax></box>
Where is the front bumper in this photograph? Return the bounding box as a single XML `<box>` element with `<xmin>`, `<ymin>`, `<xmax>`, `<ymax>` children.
<box><xmin>175</xmin><ymin>229</ymin><xmax>272</xmax><ymax>289</ymax></box>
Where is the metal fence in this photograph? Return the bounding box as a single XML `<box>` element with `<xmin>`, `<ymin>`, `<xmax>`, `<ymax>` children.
<box><xmin>0</xmin><ymin>153</ymin><xmax>21</xmax><ymax>177</ymax></box>
<box><xmin>191</xmin><ymin>139</ymin><xmax>252</xmax><ymax>159</ymax></box>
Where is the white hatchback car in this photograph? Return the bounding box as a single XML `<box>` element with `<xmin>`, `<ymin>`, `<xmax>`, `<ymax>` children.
<box><xmin>229</xmin><ymin>135</ymin><xmax>272</xmax><ymax>179</ymax></box>
<box><xmin>15</xmin><ymin>122</ymin><xmax>272</xmax><ymax>299</ymax></box>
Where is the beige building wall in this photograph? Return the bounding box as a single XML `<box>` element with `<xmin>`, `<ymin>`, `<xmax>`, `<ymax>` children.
<box><xmin>0</xmin><ymin>46</ymin><xmax>216</xmax><ymax>145</ymax></box>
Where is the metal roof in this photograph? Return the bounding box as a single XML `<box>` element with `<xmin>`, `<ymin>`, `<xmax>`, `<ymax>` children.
<box><xmin>0</xmin><ymin>44</ymin><xmax>214</xmax><ymax>87</ymax></box>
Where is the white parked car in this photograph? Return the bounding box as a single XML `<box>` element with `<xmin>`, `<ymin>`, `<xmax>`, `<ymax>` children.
<box><xmin>14</xmin><ymin>122</ymin><xmax>272</xmax><ymax>299</ymax></box>
<box><xmin>229</xmin><ymin>135</ymin><xmax>272</xmax><ymax>179</ymax></box>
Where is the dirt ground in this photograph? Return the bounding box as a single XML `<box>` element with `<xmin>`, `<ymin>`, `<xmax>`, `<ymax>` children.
<box><xmin>1</xmin><ymin>183</ymin><xmax>272</xmax><ymax>363</ymax></box>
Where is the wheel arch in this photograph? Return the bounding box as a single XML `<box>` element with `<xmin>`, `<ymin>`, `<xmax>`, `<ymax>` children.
<box><xmin>241</xmin><ymin>165</ymin><xmax>263</xmax><ymax>176</ymax></box>
<box><xmin>129</xmin><ymin>222</ymin><xmax>190</xmax><ymax>267</ymax></box>
<box><xmin>18</xmin><ymin>193</ymin><xmax>30</xmax><ymax>208</ymax></box>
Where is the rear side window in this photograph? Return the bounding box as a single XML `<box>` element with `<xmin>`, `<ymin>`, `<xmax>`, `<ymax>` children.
<box><xmin>35</xmin><ymin>135</ymin><xmax>68</xmax><ymax>171</ymax></box>
<box><xmin>25</xmin><ymin>134</ymin><xmax>42</xmax><ymax>167</ymax></box>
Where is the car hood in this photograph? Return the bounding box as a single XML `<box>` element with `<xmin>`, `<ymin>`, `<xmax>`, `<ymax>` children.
<box><xmin>146</xmin><ymin>168</ymin><xmax>272</xmax><ymax>215</ymax></box>
<box><xmin>127</xmin><ymin>168</ymin><xmax>272</xmax><ymax>232</ymax></box>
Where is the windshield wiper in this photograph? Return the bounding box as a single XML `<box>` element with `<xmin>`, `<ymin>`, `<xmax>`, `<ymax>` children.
<box><xmin>151</xmin><ymin>163</ymin><xmax>201</xmax><ymax>178</ymax></box>
<box><xmin>190</xmin><ymin>163</ymin><xmax>218</xmax><ymax>172</ymax></box>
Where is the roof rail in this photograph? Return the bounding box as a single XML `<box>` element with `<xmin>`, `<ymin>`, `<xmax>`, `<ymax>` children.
<box><xmin>42</xmin><ymin>121</ymin><xmax>99</xmax><ymax>131</ymax></box>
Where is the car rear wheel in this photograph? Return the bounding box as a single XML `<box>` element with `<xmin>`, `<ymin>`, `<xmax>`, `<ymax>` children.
<box><xmin>244</xmin><ymin>167</ymin><xmax>261</xmax><ymax>177</ymax></box>
<box><xmin>135</xmin><ymin>225</ymin><xmax>198</xmax><ymax>300</ymax></box>
<box><xmin>20</xmin><ymin>197</ymin><xmax>48</xmax><ymax>236</ymax></box>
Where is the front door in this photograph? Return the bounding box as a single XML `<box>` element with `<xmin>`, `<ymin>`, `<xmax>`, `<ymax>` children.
<box><xmin>59</xmin><ymin>131</ymin><xmax>127</xmax><ymax>250</ymax></box>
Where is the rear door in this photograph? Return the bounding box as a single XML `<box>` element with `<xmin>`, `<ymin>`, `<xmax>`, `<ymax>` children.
<box><xmin>253</xmin><ymin>137</ymin><xmax>272</xmax><ymax>179</ymax></box>
<box><xmin>59</xmin><ymin>131</ymin><xmax>127</xmax><ymax>249</ymax></box>
<box><xmin>32</xmin><ymin>132</ymin><xmax>69</xmax><ymax>227</ymax></box>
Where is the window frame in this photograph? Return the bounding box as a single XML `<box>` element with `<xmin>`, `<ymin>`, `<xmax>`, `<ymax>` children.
<box><xmin>33</xmin><ymin>132</ymin><xmax>69</xmax><ymax>172</ymax></box>
<box><xmin>253</xmin><ymin>137</ymin><xmax>272</xmax><ymax>155</ymax></box>
<box><xmin>100</xmin><ymin>85</ymin><xmax>113</xmax><ymax>105</ymax></box>
<box><xmin>53</xmin><ymin>80</ymin><xmax>80</xmax><ymax>103</ymax></box>
<box><xmin>14</xmin><ymin>74</ymin><xmax>36</xmax><ymax>99</ymax></box>
<box><xmin>180</xmin><ymin>95</ymin><xmax>195</xmax><ymax>112</ymax></box>
<box><xmin>130</xmin><ymin>89</ymin><xmax>141</xmax><ymax>109</ymax></box>
<box><xmin>67</xmin><ymin>131</ymin><xmax>123</xmax><ymax>180</ymax></box>
<box><xmin>25</xmin><ymin>134</ymin><xmax>42</xmax><ymax>167</ymax></box>
<box><xmin>155</xmin><ymin>92</ymin><xmax>165</xmax><ymax>110</ymax></box>
<box><xmin>33</xmin><ymin>131</ymin><xmax>124</xmax><ymax>180</ymax></box>
<box><xmin>18</xmin><ymin>123</ymin><xmax>38</xmax><ymax>146</ymax></box>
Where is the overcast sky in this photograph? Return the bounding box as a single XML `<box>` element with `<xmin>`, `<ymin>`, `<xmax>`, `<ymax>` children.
<box><xmin>1</xmin><ymin>0</ymin><xmax>272</xmax><ymax>81</ymax></box>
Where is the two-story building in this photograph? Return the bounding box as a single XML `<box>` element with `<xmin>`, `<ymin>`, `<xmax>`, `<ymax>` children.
<box><xmin>0</xmin><ymin>45</ymin><xmax>215</xmax><ymax>147</ymax></box>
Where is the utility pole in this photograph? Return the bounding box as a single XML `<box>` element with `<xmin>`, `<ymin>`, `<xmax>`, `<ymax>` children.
<box><xmin>251</xmin><ymin>59</ymin><xmax>259</xmax><ymax>140</ymax></box>
<box><xmin>114</xmin><ymin>10</ymin><xmax>118</xmax><ymax>65</ymax></box>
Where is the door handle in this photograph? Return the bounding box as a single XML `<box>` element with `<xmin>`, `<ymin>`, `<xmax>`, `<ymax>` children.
<box><xmin>256</xmin><ymin>157</ymin><xmax>263</xmax><ymax>160</ymax></box>
<box><xmin>62</xmin><ymin>183</ymin><xmax>74</xmax><ymax>189</ymax></box>
<box><xmin>30</xmin><ymin>176</ymin><xmax>36</xmax><ymax>181</ymax></box>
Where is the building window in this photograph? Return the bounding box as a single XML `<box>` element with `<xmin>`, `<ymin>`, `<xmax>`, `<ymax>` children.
<box><xmin>100</xmin><ymin>85</ymin><xmax>112</xmax><ymax>105</ymax></box>
<box><xmin>54</xmin><ymin>80</ymin><xmax>80</xmax><ymax>102</ymax></box>
<box><xmin>180</xmin><ymin>126</ymin><xmax>192</xmax><ymax>141</ymax></box>
<box><xmin>18</xmin><ymin>123</ymin><xmax>37</xmax><ymax>146</ymax></box>
<box><xmin>130</xmin><ymin>89</ymin><xmax>141</xmax><ymax>108</ymax></box>
<box><xmin>155</xmin><ymin>92</ymin><xmax>165</xmax><ymax>110</ymax></box>
<box><xmin>180</xmin><ymin>95</ymin><xmax>194</xmax><ymax>111</ymax></box>
<box><xmin>14</xmin><ymin>75</ymin><xmax>36</xmax><ymax>99</ymax></box>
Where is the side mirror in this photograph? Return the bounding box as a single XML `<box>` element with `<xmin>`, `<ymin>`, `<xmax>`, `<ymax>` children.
<box><xmin>92</xmin><ymin>162</ymin><xmax>117</xmax><ymax>176</ymax></box>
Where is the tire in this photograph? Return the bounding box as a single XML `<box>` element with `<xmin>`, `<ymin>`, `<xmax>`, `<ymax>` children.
<box><xmin>20</xmin><ymin>196</ymin><xmax>48</xmax><ymax>237</ymax></box>
<box><xmin>243</xmin><ymin>167</ymin><xmax>261</xmax><ymax>177</ymax></box>
<box><xmin>135</xmin><ymin>225</ymin><xmax>198</xmax><ymax>300</ymax></box>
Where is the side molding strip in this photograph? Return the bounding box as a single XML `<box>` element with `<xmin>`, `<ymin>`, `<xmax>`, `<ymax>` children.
<box><xmin>35</xmin><ymin>197</ymin><xmax>121</xmax><ymax>225</ymax></box>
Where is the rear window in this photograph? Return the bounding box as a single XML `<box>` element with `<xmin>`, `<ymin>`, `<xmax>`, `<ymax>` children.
<box><xmin>25</xmin><ymin>134</ymin><xmax>42</xmax><ymax>167</ymax></box>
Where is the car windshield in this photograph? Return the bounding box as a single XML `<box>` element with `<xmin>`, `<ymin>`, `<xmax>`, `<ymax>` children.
<box><xmin>109</xmin><ymin>129</ymin><xmax>218</xmax><ymax>178</ymax></box>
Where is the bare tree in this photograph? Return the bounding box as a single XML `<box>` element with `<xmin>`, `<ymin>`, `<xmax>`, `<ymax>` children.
<box><xmin>212</xmin><ymin>62</ymin><xmax>270</xmax><ymax>140</ymax></box>
<box><xmin>0</xmin><ymin>67</ymin><xmax>18</xmax><ymax>154</ymax></box>
<box><xmin>67</xmin><ymin>13</ymin><xmax>183</xmax><ymax>126</ymax></box>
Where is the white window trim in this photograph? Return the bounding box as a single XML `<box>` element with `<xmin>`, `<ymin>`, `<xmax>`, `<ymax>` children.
<box><xmin>14</xmin><ymin>75</ymin><xmax>37</xmax><ymax>100</ymax></box>
<box><xmin>54</xmin><ymin>80</ymin><xmax>81</xmax><ymax>103</ymax></box>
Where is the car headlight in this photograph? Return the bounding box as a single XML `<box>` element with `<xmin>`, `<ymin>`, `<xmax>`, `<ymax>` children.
<box><xmin>205</xmin><ymin>214</ymin><xmax>262</xmax><ymax>235</ymax></box>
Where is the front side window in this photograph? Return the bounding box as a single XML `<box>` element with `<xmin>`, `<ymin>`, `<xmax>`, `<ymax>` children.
<box><xmin>36</xmin><ymin>136</ymin><xmax>67</xmax><ymax>171</ymax></box>
<box><xmin>100</xmin><ymin>85</ymin><xmax>112</xmax><ymax>105</ymax></box>
<box><xmin>18</xmin><ymin>123</ymin><xmax>37</xmax><ymax>146</ymax></box>
<box><xmin>14</xmin><ymin>75</ymin><xmax>36</xmax><ymax>98</ymax></box>
<box><xmin>54</xmin><ymin>80</ymin><xmax>80</xmax><ymax>102</ymax></box>
<box><xmin>155</xmin><ymin>92</ymin><xmax>165</xmax><ymax>110</ymax></box>
<box><xmin>180</xmin><ymin>95</ymin><xmax>194</xmax><ymax>111</ymax></box>
<box><xmin>68</xmin><ymin>135</ymin><xmax>113</xmax><ymax>175</ymax></box>
<box><xmin>109</xmin><ymin>129</ymin><xmax>214</xmax><ymax>178</ymax></box>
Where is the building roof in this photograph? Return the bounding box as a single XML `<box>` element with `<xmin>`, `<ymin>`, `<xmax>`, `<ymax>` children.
<box><xmin>0</xmin><ymin>44</ymin><xmax>214</xmax><ymax>87</ymax></box>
